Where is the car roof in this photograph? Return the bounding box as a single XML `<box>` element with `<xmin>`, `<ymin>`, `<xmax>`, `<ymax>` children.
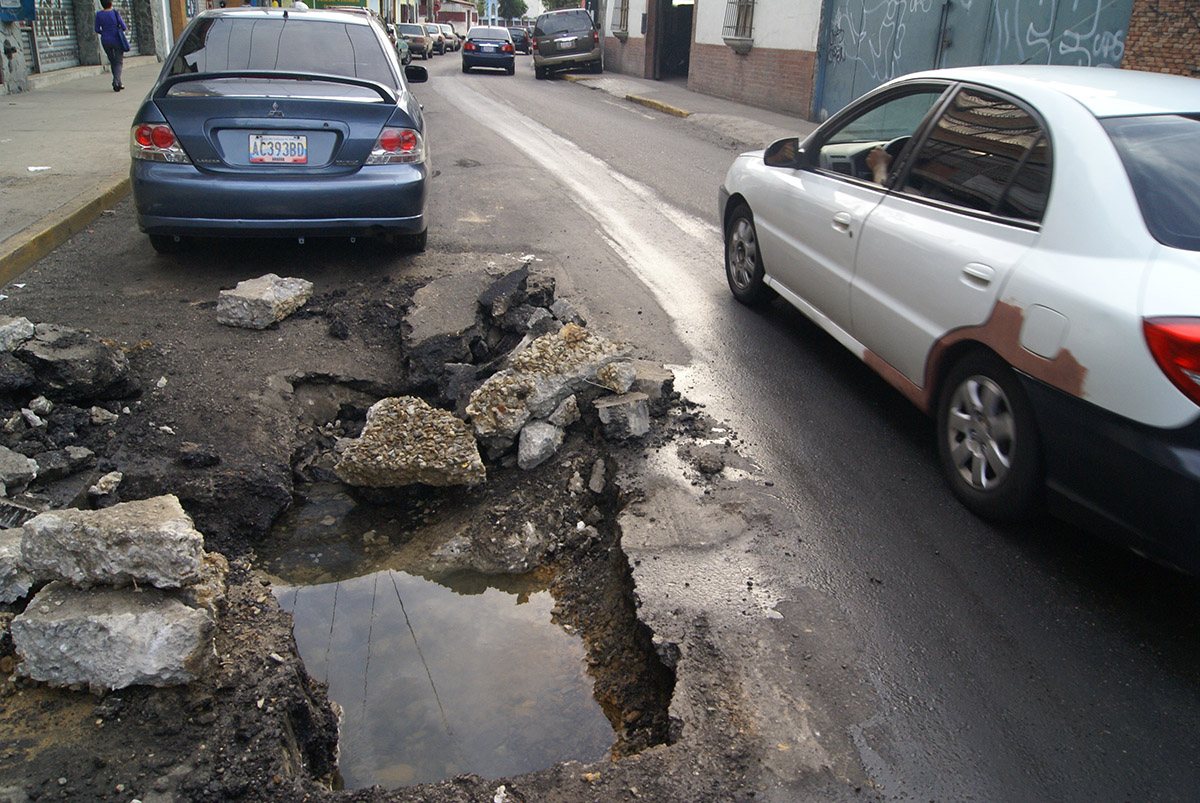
<box><xmin>900</xmin><ymin>65</ymin><xmax>1200</xmax><ymax>118</ymax></box>
<box><xmin>195</xmin><ymin>6</ymin><xmax>374</xmax><ymax>25</ymax></box>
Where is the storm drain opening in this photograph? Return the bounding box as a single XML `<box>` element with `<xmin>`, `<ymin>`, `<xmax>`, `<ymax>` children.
<box><xmin>259</xmin><ymin>431</ymin><xmax>676</xmax><ymax>791</ymax></box>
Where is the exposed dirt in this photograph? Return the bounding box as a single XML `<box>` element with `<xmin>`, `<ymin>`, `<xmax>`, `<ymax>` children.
<box><xmin>0</xmin><ymin>228</ymin><xmax>729</xmax><ymax>802</ymax></box>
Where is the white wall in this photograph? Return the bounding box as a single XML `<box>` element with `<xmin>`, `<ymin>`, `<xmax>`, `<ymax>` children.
<box><xmin>694</xmin><ymin>0</ymin><xmax>821</xmax><ymax>50</ymax></box>
<box><xmin>602</xmin><ymin>0</ymin><xmax>647</xmax><ymax>38</ymax></box>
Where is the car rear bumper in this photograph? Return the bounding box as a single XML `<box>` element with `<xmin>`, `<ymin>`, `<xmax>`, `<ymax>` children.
<box><xmin>1021</xmin><ymin>374</ymin><xmax>1200</xmax><ymax>572</ymax></box>
<box><xmin>463</xmin><ymin>52</ymin><xmax>514</xmax><ymax>69</ymax></box>
<box><xmin>132</xmin><ymin>161</ymin><xmax>427</xmax><ymax>237</ymax></box>
<box><xmin>533</xmin><ymin>45</ymin><xmax>601</xmax><ymax>69</ymax></box>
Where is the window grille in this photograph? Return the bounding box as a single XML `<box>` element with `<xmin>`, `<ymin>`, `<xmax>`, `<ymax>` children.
<box><xmin>722</xmin><ymin>0</ymin><xmax>754</xmax><ymax>39</ymax></box>
<box><xmin>610</xmin><ymin>0</ymin><xmax>629</xmax><ymax>33</ymax></box>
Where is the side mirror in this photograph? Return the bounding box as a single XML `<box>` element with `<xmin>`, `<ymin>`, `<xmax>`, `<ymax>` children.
<box><xmin>764</xmin><ymin>137</ymin><xmax>802</xmax><ymax>169</ymax></box>
<box><xmin>405</xmin><ymin>64</ymin><xmax>429</xmax><ymax>84</ymax></box>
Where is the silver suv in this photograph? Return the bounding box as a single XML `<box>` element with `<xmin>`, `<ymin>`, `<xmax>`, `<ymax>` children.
<box><xmin>532</xmin><ymin>9</ymin><xmax>601</xmax><ymax>79</ymax></box>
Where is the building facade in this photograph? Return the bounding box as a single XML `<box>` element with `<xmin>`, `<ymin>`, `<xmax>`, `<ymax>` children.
<box><xmin>601</xmin><ymin>0</ymin><xmax>1188</xmax><ymax>121</ymax></box>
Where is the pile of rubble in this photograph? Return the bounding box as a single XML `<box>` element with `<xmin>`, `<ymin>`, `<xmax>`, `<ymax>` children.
<box><xmin>2</xmin><ymin>495</ymin><xmax>226</xmax><ymax>692</ymax></box>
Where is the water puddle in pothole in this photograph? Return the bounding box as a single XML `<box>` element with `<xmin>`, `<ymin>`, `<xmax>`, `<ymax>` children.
<box><xmin>260</xmin><ymin>486</ymin><xmax>615</xmax><ymax>789</ymax></box>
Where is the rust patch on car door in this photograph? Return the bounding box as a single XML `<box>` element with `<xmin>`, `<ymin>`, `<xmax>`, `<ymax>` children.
<box><xmin>863</xmin><ymin>302</ymin><xmax>1088</xmax><ymax>415</ymax></box>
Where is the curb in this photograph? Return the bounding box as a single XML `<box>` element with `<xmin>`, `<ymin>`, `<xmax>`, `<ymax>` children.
<box><xmin>0</xmin><ymin>172</ymin><xmax>131</xmax><ymax>286</ymax></box>
<box><xmin>624</xmin><ymin>94</ymin><xmax>691</xmax><ymax>118</ymax></box>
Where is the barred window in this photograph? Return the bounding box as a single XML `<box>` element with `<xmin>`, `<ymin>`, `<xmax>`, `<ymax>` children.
<box><xmin>610</xmin><ymin>0</ymin><xmax>629</xmax><ymax>34</ymax></box>
<box><xmin>722</xmin><ymin>0</ymin><xmax>754</xmax><ymax>39</ymax></box>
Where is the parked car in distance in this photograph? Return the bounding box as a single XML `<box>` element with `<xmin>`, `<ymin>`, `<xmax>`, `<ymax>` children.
<box><xmin>423</xmin><ymin>23</ymin><xmax>446</xmax><ymax>55</ymax></box>
<box><xmin>131</xmin><ymin>7</ymin><xmax>431</xmax><ymax>254</ymax></box>
<box><xmin>438</xmin><ymin>23</ymin><xmax>462</xmax><ymax>51</ymax></box>
<box><xmin>386</xmin><ymin>24</ymin><xmax>411</xmax><ymax>64</ymax></box>
<box><xmin>397</xmin><ymin>22</ymin><xmax>430</xmax><ymax>59</ymax></box>
<box><xmin>461</xmin><ymin>26</ymin><xmax>515</xmax><ymax>75</ymax></box>
<box><xmin>507</xmin><ymin>26</ymin><xmax>531</xmax><ymax>54</ymax></box>
<box><xmin>532</xmin><ymin>8</ymin><xmax>601</xmax><ymax>78</ymax></box>
<box><xmin>720</xmin><ymin>65</ymin><xmax>1200</xmax><ymax>573</ymax></box>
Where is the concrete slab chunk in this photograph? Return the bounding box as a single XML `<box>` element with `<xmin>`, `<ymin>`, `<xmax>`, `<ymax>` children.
<box><xmin>11</xmin><ymin>581</ymin><xmax>215</xmax><ymax>691</ymax></box>
<box><xmin>216</xmin><ymin>274</ymin><xmax>313</xmax><ymax>330</ymax></box>
<box><xmin>335</xmin><ymin>396</ymin><xmax>486</xmax><ymax>487</ymax></box>
<box><xmin>20</xmin><ymin>494</ymin><xmax>205</xmax><ymax>588</ymax></box>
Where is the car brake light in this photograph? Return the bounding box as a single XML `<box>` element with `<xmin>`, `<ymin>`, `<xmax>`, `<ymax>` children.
<box><xmin>130</xmin><ymin>123</ymin><xmax>191</xmax><ymax>164</ymax></box>
<box><xmin>366</xmin><ymin>127</ymin><xmax>423</xmax><ymax>165</ymax></box>
<box><xmin>1144</xmin><ymin>317</ymin><xmax>1200</xmax><ymax>406</ymax></box>
<box><xmin>501</xmin><ymin>43</ymin><xmax>514</xmax><ymax>53</ymax></box>
<box><xmin>464</xmin><ymin>41</ymin><xmax>477</xmax><ymax>51</ymax></box>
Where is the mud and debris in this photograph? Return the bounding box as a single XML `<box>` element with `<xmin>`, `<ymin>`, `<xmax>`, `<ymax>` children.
<box><xmin>0</xmin><ymin>251</ymin><xmax>758</xmax><ymax>803</ymax></box>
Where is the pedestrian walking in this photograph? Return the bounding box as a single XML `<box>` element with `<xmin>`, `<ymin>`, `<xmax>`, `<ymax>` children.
<box><xmin>94</xmin><ymin>0</ymin><xmax>129</xmax><ymax>92</ymax></box>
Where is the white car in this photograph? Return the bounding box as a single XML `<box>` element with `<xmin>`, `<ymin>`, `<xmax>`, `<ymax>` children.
<box><xmin>719</xmin><ymin>65</ymin><xmax>1200</xmax><ymax>572</ymax></box>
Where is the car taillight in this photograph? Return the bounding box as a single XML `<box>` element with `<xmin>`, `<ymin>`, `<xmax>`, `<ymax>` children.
<box><xmin>366</xmin><ymin>127</ymin><xmax>423</xmax><ymax>165</ymax></box>
<box><xmin>130</xmin><ymin>123</ymin><xmax>191</xmax><ymax>164</ymax></box>
<box><xmin>501</xmin><ymin>43</ymin><xmax>514</xmax><ymax>53</ymax></box>
<box><xmin>1144</xmin><ymin>317</ymin><xmax>1200</xmax><ymax>406</ymax></box>
<box><xmin>464</xmin><ymin>41</ymin><xmax>477</xmax><ymax>51</ymax></box>
<box><xmin>592</xmin><ymin>30</ymin><xmax>599</xmax><ymax>44</ymax></box>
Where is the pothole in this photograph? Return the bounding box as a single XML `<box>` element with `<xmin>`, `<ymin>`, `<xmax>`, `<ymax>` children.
<box><xmin>257</xmin><ymin>426</ymin><xmax>676</xmax><ymax>789</ymax></box>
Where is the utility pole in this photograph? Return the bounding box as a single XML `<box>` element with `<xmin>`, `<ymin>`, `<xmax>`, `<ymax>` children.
<box><xmin>485</xmin><ymin>0</ymin><xmax>497</xmax><ymax>25</ymax></box>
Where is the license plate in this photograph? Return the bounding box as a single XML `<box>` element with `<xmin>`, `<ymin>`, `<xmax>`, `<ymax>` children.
<box><xmin>249</xmin><ymin>134</ymin><xmax>307</xmax><ymax>164</ymax></box>
<box><xmin>482</xmin><ymin>44</ymin><xmax>496</xmax><ymax>52</ymax></box>
<box><xmin>556</xmin><ymin>37</ymin><xmax>576</xmax><ymax>50</ymax></box>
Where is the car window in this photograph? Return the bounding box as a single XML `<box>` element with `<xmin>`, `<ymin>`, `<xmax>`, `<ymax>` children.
<box><xmin>814</xmin><ymin>87</ymin><xmax>946</xmax><ymax>181</ymax></box>
<box><xmin>398</xmin><ymin>24</ymin><xmax>423</xmax><ymax>35</ymax></box>
<box><xmin>901</xmin><ymin>88</ymin><xmax>1051</xmax><ymax>223</ymax></box>
<box><xmin>170</xmin><ymin>17</ymin><xmax>397</xmax><ymax>88</ymax></box>
<box><xmin>469</xmin><ymin>27</ymin><xmax>510</xmax><ymax>40</ymax></box>
<box><xmin>534</xmin><ymin>11</ymin><xmax>592</xmax><ymax>36</ymax></box>
<box><xmin>1102</xmin><ymin>114</ymin><xmax>1200</xmax><ymax>252</ymax></box>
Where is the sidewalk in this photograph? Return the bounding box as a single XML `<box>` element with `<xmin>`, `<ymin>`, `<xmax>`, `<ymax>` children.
<box><xmin>563</xmin><ymin>73</ymin><xmax>816</xmax><ymax>152</ymax></box>
<box><xmin>0</xmin><ymin>56</ymin><xmax>161</xmax><ymax>283</ymax></box>
<box><xmin>0</xmin><ymin>60</ymin><xmax>815</xmax><ymax>283</ymax></box>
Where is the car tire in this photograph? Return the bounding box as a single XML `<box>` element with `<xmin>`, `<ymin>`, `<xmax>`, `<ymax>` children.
<box><xmin>724</xmin><ymin>205</ymin><xmax>771</xmax><ymax>305</ymax></box>
<box><xmin>589</xmin><ymin>58</ymin><xmax>602</xmax><ymax>74</ymax></box>
<box><xmin>535</xmin><ymin>65</ymin><xmax>547</xmax><ymax>79</ymax></box>
<box><xmin>462</xmin><ymin>62</ymin><xmax>469</xmax><ymax>73</ymax></box>
<box><xmin>423</xmin><ymin>50</ymin><xmax>430</xmax><ymax>60</ymax></box>
<box><xmin>148</xmin><ymin>234</ymin><xmax>191</xmax><ymax>255</ymax></box>
<box><xmin>936</xmin><ymin>352</ymin><xmax>1042</xmax><ymax>521</ymax></box>
<box><xmin>506</xmin><ymin>64</ymin><xmax>515</xmax><ymax>75</ymax></box>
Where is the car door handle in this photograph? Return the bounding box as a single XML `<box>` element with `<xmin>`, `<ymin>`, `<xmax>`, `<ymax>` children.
<box><xmin>832</xmin><ymin>212</ymin><xmax>852</xmax><ymax>233</ymax></box>
<box><xmin>961</xmin><ymin>263</ymin><xmax>995</xmax><ymax>288</ymax></box>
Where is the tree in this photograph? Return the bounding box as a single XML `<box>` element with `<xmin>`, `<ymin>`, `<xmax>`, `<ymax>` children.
<box><xmin>498</xmin><ymin>0</ymin><xmax>526</xmax><ymax>21</ymax></box>
<box><xmin>541</xmin><ymin>0</ymin><xmax>580</xmax><ymax>9</ymax></box>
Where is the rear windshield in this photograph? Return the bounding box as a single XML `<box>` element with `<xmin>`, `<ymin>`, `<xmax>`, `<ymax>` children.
<box><xmin>168</xmin><ymin>16</ymin><xmax>396</xmax><ymax>88</ymax></box>
<box><xmin>1102</xmin><ymin>114</ymin><xmax>1200</xmax><ymax>252</ymax></box>
<box><xmin>535</xmin><ymin>11</ymin><xmax>593</xmax><ymax>36</ymax></box>
<box><xmin>469</xmin><ymin>27</ymin><xmax>510</xmax><ymax>40</ymax></box>
<box><xmin>398</xmin><ymin>24</ymin><xmax>423</xmax><ymax>35</ymax></box>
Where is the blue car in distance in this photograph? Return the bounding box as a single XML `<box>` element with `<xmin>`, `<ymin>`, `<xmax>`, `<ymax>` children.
<box><xmin>461</xmin><ymin>26</ymin><xmax>515</xmax><ymax>75</ymax></box>
<box><xmin>130</xmin><ymin>7</ymin><xmax>430</xmax><ymax>254</ymax></box>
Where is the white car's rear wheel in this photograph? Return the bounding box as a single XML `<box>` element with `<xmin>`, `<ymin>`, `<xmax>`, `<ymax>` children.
<box><xmin>937</xmin><ymin>352</ymin><xmax>1042</xmax><ymax>520</ymax></box>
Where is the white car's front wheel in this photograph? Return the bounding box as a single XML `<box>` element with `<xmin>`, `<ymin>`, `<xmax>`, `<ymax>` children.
<box><xmin>724</xmin><ymin>205</ymin><xmax>770</xmax><ymax>305</ymax></box>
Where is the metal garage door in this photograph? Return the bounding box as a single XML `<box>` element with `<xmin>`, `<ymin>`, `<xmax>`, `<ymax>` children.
<box><xmin>32</xmin><ymin>0</ymin><xmax>80</xmax><ymax>72</ymax></box>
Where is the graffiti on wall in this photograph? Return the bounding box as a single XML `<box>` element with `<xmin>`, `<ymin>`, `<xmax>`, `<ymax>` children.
<box><xmin>819</xmin><ymin>0</ymin><xmax>1133</xmax><ymax>115</ymax></box>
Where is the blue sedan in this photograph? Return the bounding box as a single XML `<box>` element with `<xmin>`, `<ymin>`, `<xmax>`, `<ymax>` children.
<box><xmin>461</xmin><ymin>26</ymin><xmax>515</xmax><ymax>75</ymax></box>
<box><xmin>130</xmin><ymin>7</ymin><xmax>430</xmax><ymax>254</ymax></box>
